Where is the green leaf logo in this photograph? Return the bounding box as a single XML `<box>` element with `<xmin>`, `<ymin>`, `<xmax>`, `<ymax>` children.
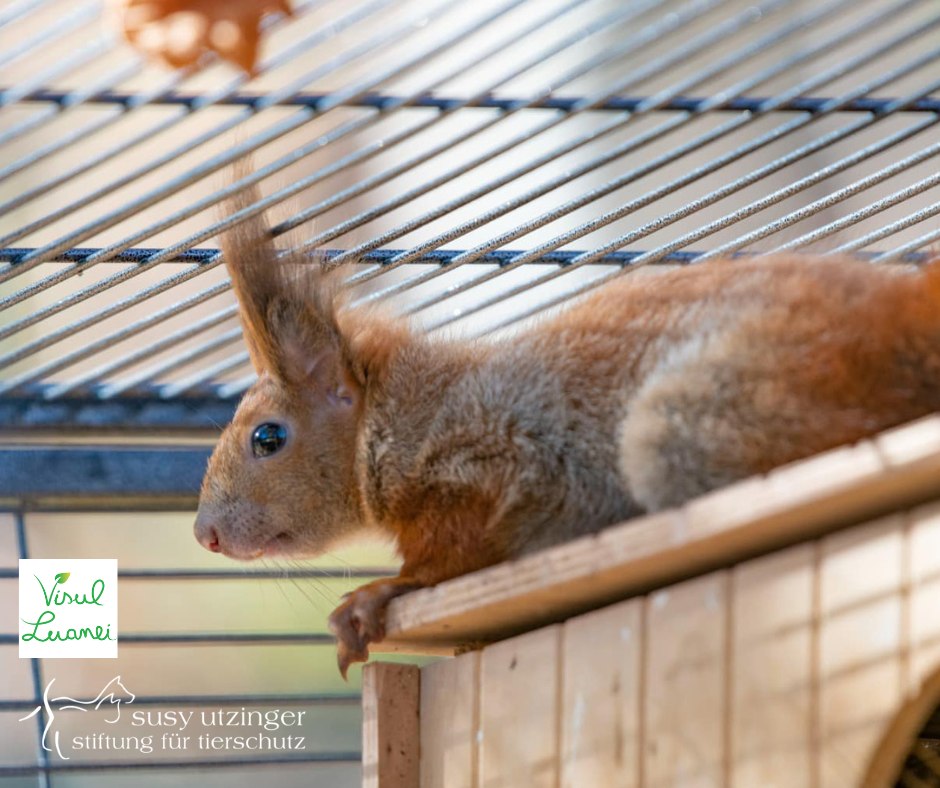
<box><xmin>54</xmin><ymin>572</ymin><xmax>70</xmax><ymax>584</ymax></box>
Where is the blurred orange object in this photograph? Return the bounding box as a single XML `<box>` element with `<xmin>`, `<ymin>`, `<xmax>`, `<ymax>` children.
<box><xmin>112</xmin><ymin>0</ymin><xmax>291</xmax><ymax>73</ymax></box>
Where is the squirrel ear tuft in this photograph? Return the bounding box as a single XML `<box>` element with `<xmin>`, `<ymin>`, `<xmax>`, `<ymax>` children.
<box><xmin>221</xmin><ymin>158</ymin><xmax>361</xmax><ymax>400</ymax></box>
<box><xmin>220</xmin><ymin>164</ymin><xmax>284</xmax><ymax>376</ymax></box>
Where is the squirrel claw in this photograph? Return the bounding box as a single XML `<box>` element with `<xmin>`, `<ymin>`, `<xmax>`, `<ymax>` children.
<box><xmin>328</xmin><ymin>589</ymin><xmax>388</xmax><ymax>680</ymax></box>
<box><xmin>335</xmin><ymin>640</ymin><xmax>368</xmax><ymax>681</ymax></box>
<box><xmin>326</xmin><ymin>578</ymin><xmax>423</xmax><ymax>678</ymax></box>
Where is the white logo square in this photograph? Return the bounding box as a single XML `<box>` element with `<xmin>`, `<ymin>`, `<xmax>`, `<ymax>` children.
<box><xmin>19</xmin><ymin>559</ymin><xmax>118</xmax><ymax>659</ymax></box>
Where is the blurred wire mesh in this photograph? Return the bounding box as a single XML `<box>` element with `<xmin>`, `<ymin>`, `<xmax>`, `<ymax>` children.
<box><xmin>0</xmin><ymin>0</ymin><xmax>939</xmax><ymax>420</ymax></box>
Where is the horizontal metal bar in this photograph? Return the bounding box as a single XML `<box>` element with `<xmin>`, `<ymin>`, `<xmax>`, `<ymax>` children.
<box><xmin>0</xmin><ymin>248</ymin><xmax>699</xmax><ymax>394</ymax></box>
<box><xmin>0</xmin><ymin>58</ymin><xmax>143</xmax><ymax>154</ymax></box>
<box><xmin>0</xmin><ymin>75</ymin><xmax>190</xmax><ymax>186</ymax></box>
<box><xmin>479</xmin><ymin>240</ymin><xmax>933</xmax><ymax>338</ymax></box>
<box><xmin>0</xmin><ymin>246</ymin><xmax>678</xmax><ymax>267</ymax></box>
<box><xmin>0</xmin><ymin>693</ymin><xmax>360</xmax><ymax>711</ymax></box>
<box><xmin>0</xmin><ymin>447</ymin><xmax>211</xmax><ymax>500</ymax></box>
<box><xmin>0</xmin><ymin>394</ymin><xmax>236</xmax><ymax>431</ymax></box>
<box><xmin>0</xmin><ymin>754</ymin><xmax>360</xmax><ymax>775</ymax></box>
<box><xmin>0</xmin><ymin>252</ymin><xmax>702</xmax><ymax>396</ymax></box>
<box><xmin>0</xmin><ymin>37</ymin><xmax>115</xmax><ymax>109</ymax></box>
<box><xmin>10</xmin><ymin>90</ymin><xmax>940</xmax><ymax>114</ymax></box>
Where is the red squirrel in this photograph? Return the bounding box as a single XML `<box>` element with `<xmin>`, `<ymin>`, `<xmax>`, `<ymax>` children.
<box><xmin>194</xmin><ymin>180</ymin><xmax>940</xmax><ymax>676</ymax></box>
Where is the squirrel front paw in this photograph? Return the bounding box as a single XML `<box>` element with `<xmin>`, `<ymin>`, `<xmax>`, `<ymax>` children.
<box><xmin>328</xmin><ymin>592</ymin><xmax>385</xmax><ymax>680</ymax></box>
<box><xmin>327</xmin><ymin>577</ymin><xmax>422</xmax><ymax>679</ymax></box>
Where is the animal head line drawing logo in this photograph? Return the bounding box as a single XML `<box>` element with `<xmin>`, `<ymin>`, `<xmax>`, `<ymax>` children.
<box><xmin>18</xmin><ymin>676</ymin><xmax>135</xmax><ymax>760</ymax></box>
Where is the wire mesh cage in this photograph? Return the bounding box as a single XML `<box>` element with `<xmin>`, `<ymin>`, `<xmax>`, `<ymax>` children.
<box><xmin>1</xmin><ymin>0</ymin><xmax>939</xmax><ymax>783</ymax></box>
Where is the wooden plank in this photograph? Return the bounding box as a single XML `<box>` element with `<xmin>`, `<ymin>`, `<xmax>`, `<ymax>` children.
<box><xmin>378</xmin><ymin>415</ymin><xmax>940</xmax><ymax>654</ymax></box>
<box><xmin>420</xmin><ymin>652</ymin><xmax>479</xmax><ymax>788</ymax></box>
<box><xmin>817</xmin><ymin>517</ymin><xmax>906</xmax><ymax>788</ymax></box>
<box><xmin>362</xmin><ymin>662</ymin><xmax>421</xmax><ymax>788</ymax></box>
<box><xmin>910</xmin><ymin>599</ymin><xmax>940</xmax><ymax>690</ymax></box>
<box><xmin>730</xmin><ymin>544</ymin><xmax>814</xmax><ymax>788</ymax></box>
<box><xmin>909</xmin><ymin>501</ymin><xmax>940</xmax><ymax>689</ymax></box>
<box><xmin>909</xmin><ymin>502</ymin><xmax>940</xmax><ymax>590</ymax></box>
<box><xmin>479</xmin><ymin>626</ymin><xmax>561</xmax><ymax>788</ymax></box>
<box><xmin>560</xmin><ymin>600</ymin><xmax>642</xmax><ymax>788</ymax></box>
<box><xmin>643</xmin><ymin>572</ymin><xmax>728</xmax><ymax>788</ymax></box>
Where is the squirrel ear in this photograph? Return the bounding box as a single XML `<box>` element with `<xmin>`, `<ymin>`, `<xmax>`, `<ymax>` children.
<box><xmin>278</xmin><ymin>330</ymin><xmax>359</xmax><ymax>408</ymax></box>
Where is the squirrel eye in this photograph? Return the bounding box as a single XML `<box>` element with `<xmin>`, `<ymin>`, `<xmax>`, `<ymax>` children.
<box><xmin>251</xmin><ymin>423</ymin><xmax>287</xmax><ymax>458</ymax></box>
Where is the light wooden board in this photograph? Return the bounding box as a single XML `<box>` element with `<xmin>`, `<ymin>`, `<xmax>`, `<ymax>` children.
<box><xmin>378</xmin><ymin>416</ymin><xmax>940</xmax><ymax>654</ymax></box>
<box><xmin>643</xmin><ymin>572</ymin><xmax>728</xmax><ymax>788</ymax></box>
<box><xmin>411</xmin><ymin>503</ymin><xmax>940</xmax><ymax>788</ymax></box>
<box><xmin>910</xmin><ymin>501</ymin><xmax>940</xmax><ymax>689</ymax></box>
<box><xmin>420</xmin><ymin>652</ymin><xmax>479</xmax><ymax>788</ymax></box>
<box><xmin>479</xmin><ymin>626</ymin><xmax>561</xmax><ymax>788</ymax></box>
<box><xmin>730</xmin><ymin>544</ymin><xmax>815</xmax><ymax>788</ymax></box>
<box><xmin>409</xmin><ymin>497</ymin><xmax>940</xmax><ymax>788</ymax></box>
<box><xmin>560</xmin><ymin>599</ymin><xmax>642</xmax><ymax>788</ymax></box>
<box><xmin>861</xmin><ymin>507</ymin><xmax>940</xmax><ymax>788</ymax></box>
<box><xmin>817</xmin><ymin>517</ymin><xmax>907</xmax><ymax>788</ymax></box>
<box><xmin>362</xmin><ymin>662</ymin><xmax>420</xmax><ymax>788</ymax></box>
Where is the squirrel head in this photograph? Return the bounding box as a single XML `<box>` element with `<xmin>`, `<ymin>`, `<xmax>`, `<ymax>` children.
<box><xmin>195</xmin><ymin>194</ymin><xmax>364</xmax><ymax>560</ymax></box>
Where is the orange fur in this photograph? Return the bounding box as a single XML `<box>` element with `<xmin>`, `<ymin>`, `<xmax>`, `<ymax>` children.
<box><xmin>113</xmin><ymin>0</ymin><xmax>288</xmax><ymax>72</ymax></box>
<box><xmin>195</xmin><ymin>188</ymin><xmax>940</xmax><ymax>673</ymax></box>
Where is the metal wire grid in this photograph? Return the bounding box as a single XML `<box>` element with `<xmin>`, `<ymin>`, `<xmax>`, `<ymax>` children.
<box><xmin>0</xmin><ymin>0</ymin><xmax>937</xmax><ymax>413</ymax></box>
<box><xmin>0</xmin><ymin>2</ymin><xmax>938</xmax><ymax>780</ymax></box>
<box><xmin>2</xmin><ymin>501</ymin><xmax>394</xmax><ymax>781</ymax></box>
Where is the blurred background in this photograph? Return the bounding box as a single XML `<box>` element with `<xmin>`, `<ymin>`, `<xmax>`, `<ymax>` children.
<box><xmin>0</xmin><ymin>0</ymin><xmax>939</xmax><ymax>784</ymax></box>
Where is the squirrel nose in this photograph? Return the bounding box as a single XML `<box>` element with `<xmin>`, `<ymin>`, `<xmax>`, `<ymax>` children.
<box><xmin>204</xmin><ymin>529</ymin><xmax>221</xmax><ymax>553</ymax></box>
<box><xmin>194</xmin><ymin>511</ymin><xmax>222</xmax><ymax>553</ymax></box>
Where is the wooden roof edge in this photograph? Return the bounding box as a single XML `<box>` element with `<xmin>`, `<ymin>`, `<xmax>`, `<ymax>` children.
<box><xmin>375</xmin><ymin>414</ymin><xmax>940</xmax><ymax>656</ymax></box>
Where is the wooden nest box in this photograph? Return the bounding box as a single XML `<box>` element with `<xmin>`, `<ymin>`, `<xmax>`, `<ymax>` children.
<box><xmin>361</xmin><ymin>414</ymin><xmax>940</xmax><ymax>787</ymax></box>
